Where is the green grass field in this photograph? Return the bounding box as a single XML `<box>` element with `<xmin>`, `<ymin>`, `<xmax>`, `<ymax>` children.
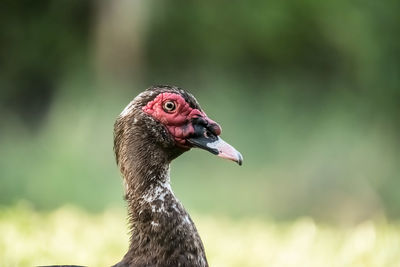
<box><xmin>1</xmin><ymin>203</ymin><xmax>399</xmax><ymax>267</ymax></box>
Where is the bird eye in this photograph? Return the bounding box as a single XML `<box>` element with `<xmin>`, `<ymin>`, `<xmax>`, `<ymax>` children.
<box><xmin>163</xmin><ymin>101</ymin><xmax>176</xmax><ymax>112</ymax></box>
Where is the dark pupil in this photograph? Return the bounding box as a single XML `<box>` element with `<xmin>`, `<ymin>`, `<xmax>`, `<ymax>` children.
<box><xmin>166</xmin><ymin>102</ymin><xmax>174</xmax><ymax>110</ymax></box>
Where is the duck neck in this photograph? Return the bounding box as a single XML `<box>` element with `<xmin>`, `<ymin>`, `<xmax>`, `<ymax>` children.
<box><xmin>117</xmin><ymin>145</ymin><xmax>208</xmax><ymax>267</ymax></box>
<box><xmin>124</xmin><ymin>161</ymin><xmax>172</xmax><ymax>220</ymax></box>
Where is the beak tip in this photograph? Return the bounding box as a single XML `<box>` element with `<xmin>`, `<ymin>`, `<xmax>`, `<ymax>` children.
<box><xmin>237</xmin><ymin>152</ymin><xmax>243</xmax><ymax>166</ymax></box>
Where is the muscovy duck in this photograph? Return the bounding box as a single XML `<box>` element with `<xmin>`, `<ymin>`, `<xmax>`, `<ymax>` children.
<box><xmin>112</xmin><ymin>85</ymin><xmax>242</xmax><ymax>267</ymax></box>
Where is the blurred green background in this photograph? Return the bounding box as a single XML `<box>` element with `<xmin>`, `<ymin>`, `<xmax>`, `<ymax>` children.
<box><xmin>1</xmin><ymin>0</ymin><xmax>400</xmax><ymax>224</ymax></box>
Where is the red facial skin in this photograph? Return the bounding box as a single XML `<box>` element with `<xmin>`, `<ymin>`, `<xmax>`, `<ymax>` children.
<box><xmin>142</xmin><ymin>93</ymin><xmax>221</xmax><ymax>147</ymax></box>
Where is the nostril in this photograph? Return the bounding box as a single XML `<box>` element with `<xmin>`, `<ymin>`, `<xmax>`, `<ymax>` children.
<box><xmin>204</xmin><ymin>130</ymin><xmax>212</xmax><ymax>138</ymax></box>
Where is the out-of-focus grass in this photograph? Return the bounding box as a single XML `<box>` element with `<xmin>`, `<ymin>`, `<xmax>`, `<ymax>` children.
<box><xmin>1</xmin><ymin>203</ymin><xmax>400</xmax><ymax>267</ymax></box>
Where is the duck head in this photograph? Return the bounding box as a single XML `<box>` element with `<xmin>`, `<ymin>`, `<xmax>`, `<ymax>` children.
<box><xmin>115</xmin><ymin>85</ymin><xmax>243</xmax><ymax>166</ymax></box>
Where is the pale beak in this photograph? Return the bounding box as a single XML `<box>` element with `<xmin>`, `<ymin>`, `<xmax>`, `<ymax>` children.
<box><xmin>205</xmin><ymin>137</ymin><xmax>243</xmax><ymax>165</ymax></box>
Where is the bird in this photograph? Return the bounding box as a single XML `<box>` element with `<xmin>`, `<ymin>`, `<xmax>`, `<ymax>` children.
<box><xmin>112</xmin><ymin>85</ymin><xmax>243</xmax><ymax>267</ymax></box>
